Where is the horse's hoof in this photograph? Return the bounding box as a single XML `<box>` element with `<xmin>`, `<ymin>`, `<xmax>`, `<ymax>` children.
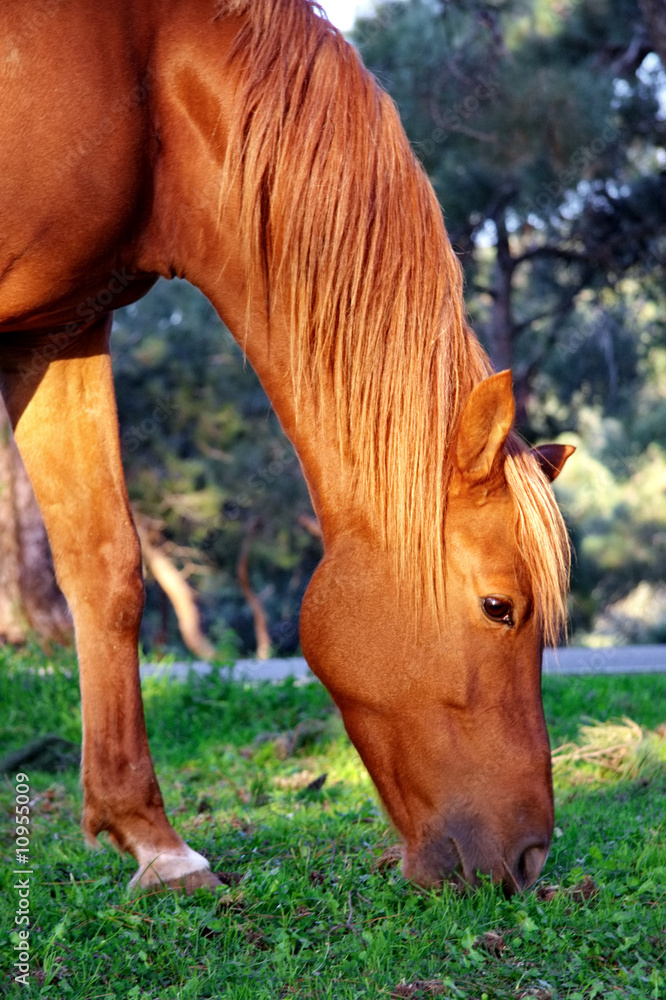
<box><xmin>129</xmin><ymin>845</ymin><xmax>220</xmax><ymax>894</ymax></box>
<box><xmin>164</xmin><ymin>868</ymin><xmax>223</xmax><ymax>894</ymax></box>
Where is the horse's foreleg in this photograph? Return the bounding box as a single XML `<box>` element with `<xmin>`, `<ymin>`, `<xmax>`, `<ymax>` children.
<box><xmin>0</xmin><ymin>317</ymin><xmax>218</xmax><ymax>891</ymax></box>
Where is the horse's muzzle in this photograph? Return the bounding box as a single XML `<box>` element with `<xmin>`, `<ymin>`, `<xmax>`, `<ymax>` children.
<box><xmin>401</xmin><ymin>823</ymin><xmax>551</xmax><ymax>895</ymax></box>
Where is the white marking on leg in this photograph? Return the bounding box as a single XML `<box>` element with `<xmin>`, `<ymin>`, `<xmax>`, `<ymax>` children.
<box><xmin>130</xmin><ymin>844</ymin><xmax>212</xmax><ymax>888</ymax></box>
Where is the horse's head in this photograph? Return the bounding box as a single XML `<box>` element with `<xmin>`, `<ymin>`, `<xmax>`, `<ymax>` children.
<box><xmin>300</xmin><ymin>372</ymin><xmax>573</xmax><ymax>894</ymax></box>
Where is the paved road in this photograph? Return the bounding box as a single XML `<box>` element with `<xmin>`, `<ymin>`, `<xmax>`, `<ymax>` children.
<box><xmin>140</xmin><ymin>644</ymin><xmax>666</xmax><ymax>684</ymax></box>
<box><xmin>542</xmin><ymin>644</ymin><xmax>666</xmax><ymax>675</ymax></box>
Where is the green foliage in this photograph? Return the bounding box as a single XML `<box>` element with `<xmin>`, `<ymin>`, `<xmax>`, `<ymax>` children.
<box><xmin>353</xmin><ymin>0</ymin><xmax>666</xmax><ymax>642</ymax></box>
<box><xmin>545</xmin><ymin>413</ymin><xmax>666</xmax><ymax>637</ymax></box>
<box><xmin>0</xmin><ymin>652</ymin><xmax>664</xmax><ymax>998</ymax></box>
<box><xmin>112</xmin><ymin>281</ymin><xmax>318</xmax><ymax>656</ymax></box>
<box><xmin>353</xmin><ymin>0</ymin><xmax>666</xmax><ymax>374</ymax></box>
<box><xmin>355</xmin><ymin>0</ymin><xmax>662</xmax><ymax>235</ymax></box>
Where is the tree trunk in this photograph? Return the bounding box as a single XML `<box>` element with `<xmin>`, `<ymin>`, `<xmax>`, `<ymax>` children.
<box><xmin>135</xmin><ymin>515</ymin><xmax>215</xmax><ymax>660</ymax></box>
<box><xmin>297</xmin><ymin>513</ymin><xmax>323</xmax><ymax>541</ymax></box>
<box><xmin>639</xmin><ymin>0</ymin><xmax>666</xmax><ymax>68</ymax></box>
<box><xmin>237</xmin><ymin>518</ymin><xmax>272</xmax><ymax>660</ymax></box>
<box><xmin>487</xmin><ymin>213</ymin><xmax>516</xmax><ymax>375</ymax></box>
<box><xmin>0</xmin><ymin>399</ymin><xmax>73</xmax><ymax>644</ymax></box>
<box><xmin>0</xmin><ymin>403</ymin><xmax>26</xmax><ymax>642</ymax></box>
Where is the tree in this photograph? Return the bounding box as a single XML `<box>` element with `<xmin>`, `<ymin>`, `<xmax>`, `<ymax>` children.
<box><xmin>640</xmin><ymin>0</ymin><xmax>666</xmax><ymax>67</ymax></box>
<box><xmin>351</xmin><ymin>0</ymin><xmax>666</xmax><ymax>638</ymax></box>
<box><xmin>111</xmin><ymin>280</ymin><xmax>318</xmax><ymax>655</ymax></box>
<box><xmin>0</xmin><ymin>398</ymin><xmax>72</xmax><ymax>645</ymax></box>
<box><xmin>353</xmin><ymin>0</ymin><xmax>666</xmax><ymax>426</ymax></box>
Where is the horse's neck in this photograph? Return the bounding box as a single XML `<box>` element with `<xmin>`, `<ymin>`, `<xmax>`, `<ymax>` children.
<box><xmin>137</xmin><ymin>8</ymin><xmax>353</xmax><ymax>542</ymax></box>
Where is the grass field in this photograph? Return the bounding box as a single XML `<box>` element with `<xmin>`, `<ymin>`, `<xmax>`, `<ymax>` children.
<box><xmin>0</xmin><ymin>645</ymin><xmax>664</xmax><ymax>999</ymax></box>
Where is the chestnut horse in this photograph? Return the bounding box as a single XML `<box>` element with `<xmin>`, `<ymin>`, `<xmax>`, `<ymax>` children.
<box><xmin>0</xmin><ymin>0</ymin><xmax>573</xmax><ymax>893</ymax></box>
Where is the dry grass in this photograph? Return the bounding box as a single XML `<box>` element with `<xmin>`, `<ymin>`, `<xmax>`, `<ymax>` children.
<box><xmin>551</xmin><ymin>716</ymin><xmax>664</xmax><ymax>781</ymax></box>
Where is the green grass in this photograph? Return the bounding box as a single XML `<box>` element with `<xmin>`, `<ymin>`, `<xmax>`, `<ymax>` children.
<box><xmin>0</xmin><ymin>646</ymin><xmax>664</xmax><ymax>999</ymax></box>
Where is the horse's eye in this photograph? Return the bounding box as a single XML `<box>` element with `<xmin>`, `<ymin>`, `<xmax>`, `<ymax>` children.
<box><xmin>482</xmin><ymin>596</ymin><xmax>514</xmax><ymax>626</ymax></box>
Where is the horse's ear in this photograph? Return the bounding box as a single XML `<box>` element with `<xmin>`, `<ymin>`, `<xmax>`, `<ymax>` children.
<box><xmin>531</xmin><ymin>443</ymin><xmax>575</xmax><ymax>482</ymax></box>
<box><xmin>454</xmin><ymin>371</ymin><xmax>515</xmax><ymax>484</ymax></box>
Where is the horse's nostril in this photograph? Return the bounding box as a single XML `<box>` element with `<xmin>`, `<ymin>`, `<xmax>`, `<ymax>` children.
<box><xmin>516</xmin><ymin>843</ymin><xmax>549</xmax><ymax>890</ymax></box>
<box><xmin>501</xmin><ymin>842</ymin><xmax>549</xmax><ymax>895</ymax></box>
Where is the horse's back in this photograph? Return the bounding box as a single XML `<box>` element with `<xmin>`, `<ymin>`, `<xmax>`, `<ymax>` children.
<box><xmin>0</xmin><ymin>1</ymin><xmax>161</xmax><ymax>330</ymax></box>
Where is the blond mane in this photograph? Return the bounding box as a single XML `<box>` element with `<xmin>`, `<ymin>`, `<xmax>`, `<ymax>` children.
<box><xmin>218</xmin><ymin>0</ymin><xmax>569</xmax><ymax>644</ymax></box>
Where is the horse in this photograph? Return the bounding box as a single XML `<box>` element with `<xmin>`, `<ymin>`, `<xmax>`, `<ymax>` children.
<box><xmin>0</xmin><ymin>0</ymin><xmax>574</xmax><ymax>894</ymax></box>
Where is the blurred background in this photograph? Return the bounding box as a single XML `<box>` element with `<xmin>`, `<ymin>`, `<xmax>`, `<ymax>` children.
<box><xmin>1</xmin><ymin>0</ymin><xmax>664</xmax><ymax>657</ymax></box>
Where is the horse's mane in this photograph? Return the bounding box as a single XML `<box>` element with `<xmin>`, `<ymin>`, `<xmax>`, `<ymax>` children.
<box><xmin>218</xmin><ymin>0</ymin><xmax>569</xmax><ymax>645</ymax></box>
